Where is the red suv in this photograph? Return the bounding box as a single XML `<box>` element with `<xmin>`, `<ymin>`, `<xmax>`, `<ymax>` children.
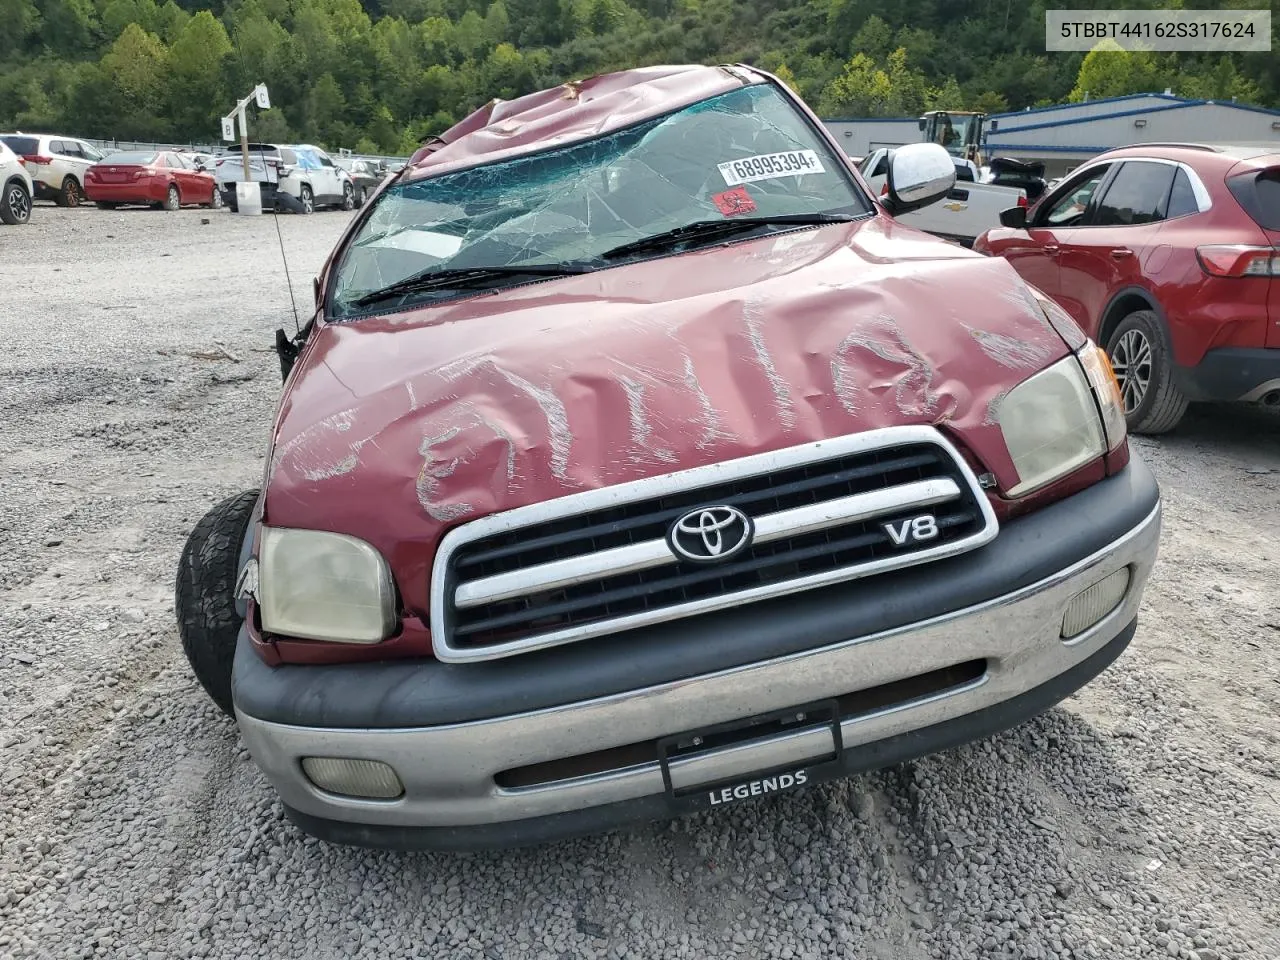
<box><xmin>975</xmin><ymin>143</ymin><xmax>1280</xmax><ymax>433</ymax></box>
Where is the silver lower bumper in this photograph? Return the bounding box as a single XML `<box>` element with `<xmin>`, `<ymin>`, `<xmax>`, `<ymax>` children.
<box><xmin>237</xmin><ymin>501</ymin><xmax>1161</xmax><ymax>829</ymax></box>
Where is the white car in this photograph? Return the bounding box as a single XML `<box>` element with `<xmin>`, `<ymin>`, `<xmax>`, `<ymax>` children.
<box><xmin>0</xmin><ymin>132</ymin><xmax>106</xmax><ymax>207</ymax></box>
<box><xmin>0</xmin><ymin>139</ymin><xmax>33</xmax><ymax>224</ymax></box>
<box><xmin>215</xmin><ymin>143</ymin><xmax>355</xmax><ymax>214</ymax></box>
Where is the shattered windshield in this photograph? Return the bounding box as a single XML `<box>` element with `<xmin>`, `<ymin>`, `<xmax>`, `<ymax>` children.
<box><xmin>330</xmin><ymin>83</ymin><xmax>871</xmax><ymax>317</ymax></box>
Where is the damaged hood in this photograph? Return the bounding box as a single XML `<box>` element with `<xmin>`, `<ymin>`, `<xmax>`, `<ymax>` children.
<box><xmin>266</xmin><ymin>216</ymin><xmax>1072</xmax><ymax>612</ymax></box>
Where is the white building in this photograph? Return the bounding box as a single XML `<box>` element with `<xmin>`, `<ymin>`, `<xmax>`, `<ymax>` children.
<box><xmin>823</xmin><ymin>93</ymin><xmax>1280</xmax><ymax>177</ymax></box>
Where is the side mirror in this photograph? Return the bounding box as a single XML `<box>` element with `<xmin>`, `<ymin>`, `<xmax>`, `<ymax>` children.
<box><xmin>999</xmin><ymin>205</ymin><xmax>1028</xmax><ymax>229</ymax></box>
<box><xmin>882</xmin><ymin>142</ymin><xmax>956</xmax><ymax>216</ymax></box>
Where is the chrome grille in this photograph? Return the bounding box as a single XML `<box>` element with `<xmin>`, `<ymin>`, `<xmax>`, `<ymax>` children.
<box><xmin>431</xmin><ymin>426</ymin><xmax>998</xmax><ymax>663</ymax></box>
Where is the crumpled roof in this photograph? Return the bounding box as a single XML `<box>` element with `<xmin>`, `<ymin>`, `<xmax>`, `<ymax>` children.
<box><xmin>405</xmin><ymin>64</ymin><xmax>756</xmax><ymax>178</ymax></box>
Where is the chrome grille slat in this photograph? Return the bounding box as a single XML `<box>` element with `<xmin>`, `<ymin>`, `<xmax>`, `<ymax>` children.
<box><xmin>455</xmin><ymin>477</ymin><xmax>961</xmax><ymax>609</ymax></box>
<box><xmin>451</xmin><ymin>450</ymin><xmax>943</xmax><ymax>571</ymax></box>
<box><xmin>430</xmin><ymin>425</ymin><xmax>999</xmax><ymax>664</ymax></box>
<box><xmin>451</xmin><ymin>510</ymin><xmax>979</xmax><ymax>638</ymax></box>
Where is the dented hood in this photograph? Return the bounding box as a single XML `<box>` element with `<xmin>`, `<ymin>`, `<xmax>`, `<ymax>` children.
<box><xmin>265</xmin><ymin>217</ymin><xmax>1072</xmax><ymax>614</ymax></box>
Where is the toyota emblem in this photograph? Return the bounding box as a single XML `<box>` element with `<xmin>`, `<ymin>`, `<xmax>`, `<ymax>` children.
<box><xmin>667</xmin><ymin>505</ymin><xmax>753</xmax><ymax>563</ymax></box>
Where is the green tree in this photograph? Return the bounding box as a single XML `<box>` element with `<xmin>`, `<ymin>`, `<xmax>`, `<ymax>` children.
<box><xmin>1069</xmin><ymin>40</ymin><xmax>1167</xmax><ymax>101</ymax></box>
<box><xmin>154</xmin><ymin>0</ymin><xmax>186</xmax><ymax>41</ymax></box>
<box><xmin>305</xmin><ymin>72</ymin><xmax>347</xmax><ymax>144</ymax></box>
<box><xmin>849</xmin><ymin>14</ymin><xmax>890</xmax><ymax>60</ymax></box>
<box><xmin>969</xmin><ymin>90</ymin><xmax>1008</xmax><ymax>115</ymax></box>
<box><xmin>36</xmin><ymin>0</ymin><xmax>98</xmax><ymax>52</ymax></box>
<box><xmin>166</xmin><ymin>11</ymin><xmax>233</xmax><ymax>137</ymax></box>
<box><xmin>817</xmin><ymin>53</ymin><xmax>891</xmax><ymax>117</ymax></box>
<box><xmin>926</xmin><ymin>76</ymin><xmax>964</xmax><ymax>111</ymax></box>
<box><xmin>0</xmin><ymin>0</ymin><xmax>41</xmax><ymax>56</ymax></box>
<box><xmin>483</xmin><ymin>0</ymin><xmax>508</xmax><ymax>43</ymax></box>
<box><xmin>251</xmin><ymin>106</ymin><xmax>293</xmax><ymax>141</ymax></box>
<box><xmin>773</xmin><ymin>62</ymin><xmax>798</xmax><ymax>92</ymax></box>
<box><xmin>101</xmin><ymin>22</ymin><xmax>168</xmax><ymax>112</ymax></box>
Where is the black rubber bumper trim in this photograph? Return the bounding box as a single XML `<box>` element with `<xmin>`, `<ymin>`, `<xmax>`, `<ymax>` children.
<box><xmin>281</xmin><ymin>618</ymin><xmax>1137</xmax><ymax>852</ymax></box>
<box><xmin>233</xmin><ymin>456</ymin><xmax>1159</xmax><ymax>729</ymax></box>
<box><xmin>1173</xmin><ymin>346</ymin><xmax>1280</xmax><ymax>402</ymax></box>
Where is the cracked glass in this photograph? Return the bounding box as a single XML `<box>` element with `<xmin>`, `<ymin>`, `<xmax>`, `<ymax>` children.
<box><xmin>330</xmin><ymin>84</ymin><xmax>872</xmax><ymax>318</ymax></box>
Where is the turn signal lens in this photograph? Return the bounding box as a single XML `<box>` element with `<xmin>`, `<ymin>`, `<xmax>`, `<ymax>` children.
<box><xmin>301</xmin><ymin>757</ymin><xmax>403</xmax><ymax>799</ymax></box>
<box><xmin>1017</xmin><ymin>194</ymin><xmax>1028</xmax><ymax>208</ymax></box>
<box><xmin>1196</xmin><ymin>244</ymin><xmax>1279</xmax><ymax>277</ymax></box>
<box><xmin>1077</xmin><ymin>342</ymin><xmax>1127</xmax><ymax>451</ymax></box>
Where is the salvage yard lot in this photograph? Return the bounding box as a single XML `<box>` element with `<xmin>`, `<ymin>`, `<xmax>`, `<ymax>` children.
<box><xmin>2</xmin><ymin>208</ymin><xmax>1279</xmax><ymax>960</ymax></box>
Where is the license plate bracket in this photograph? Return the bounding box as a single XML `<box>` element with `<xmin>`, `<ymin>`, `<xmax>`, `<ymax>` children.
<box><xmin>657</xmin><ymin>699</ymin><xmax>844</xmax><ymax>811</ymax></box>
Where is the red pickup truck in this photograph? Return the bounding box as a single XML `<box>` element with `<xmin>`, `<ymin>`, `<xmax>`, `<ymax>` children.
<box><xmin>176</xmin><ymin>64</ymin><xmax>1161</xmax><ymax>850</ymax></box>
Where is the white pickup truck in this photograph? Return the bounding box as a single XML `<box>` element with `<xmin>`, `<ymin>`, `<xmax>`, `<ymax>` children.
<box><xmin>859</xmin><ymin>148</ymin><xmax>1025</xmax><ymax>247</ymax></box>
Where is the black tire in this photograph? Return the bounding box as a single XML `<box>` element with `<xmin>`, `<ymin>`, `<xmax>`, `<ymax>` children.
<box><xmin>1105</xmin><ymin>309</ymin><xmax>1188</xmax><ymax>435</ymax></box>
<box><xmin>175</xmin><ymin>490</ymin><xmax>259</xmax><ymax>716</ymax></box>
<box><xmin>299</xmin><ymin>184</ymin><xmax>314</xmax><ymax>214</ymax></box>
<box><xmin>95</xmin><ymin>201</ymin><xmax>119</xmax><ymax>210</ymax></box>
<box><xmin>164</xmin><ymin>183</ymin><xmax>180</xmax><ymax>211</ymax></box>
<box><xmin>354</xmin><ymin>186</ymin><xmax>366</xmax><ymax>208</ymax></box>
<box><xmin>340</xmin><ymin>182</ymin><xmax>355</xmax><ymax>211</ymax></box>
<box><xmin>1</xmin><ymin>178</ymin><xmax>31</xmax><ymax>224</ymax></box>
<box><xmin>56</xmin><ymin>175</ymin><xmax>82</xmax><ymax>207</ymax></box>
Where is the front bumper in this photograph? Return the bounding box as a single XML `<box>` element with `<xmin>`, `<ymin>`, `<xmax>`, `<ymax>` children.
<box><xmin>1175</xmin><ymin>346</ymin><xmax>1280</xmax><ymax>402</ymax></box>
<box><xmin>235</xmin><ymin>459</ymin><xmax>1161</xmax><ymax>851</ymax></box>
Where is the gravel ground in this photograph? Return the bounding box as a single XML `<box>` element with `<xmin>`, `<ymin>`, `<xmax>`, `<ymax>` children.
<box><xmin>2</xmin><ymin>207</ymin><xmax>1279</xmax><ymax>960</ymax></box>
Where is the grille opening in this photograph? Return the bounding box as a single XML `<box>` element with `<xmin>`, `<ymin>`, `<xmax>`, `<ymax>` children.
<box><xmin>446</xmin><ymin>440</ymin><xmax>988</xmax><ymax>651</ymax></box>
<box><xmin>493</xmin><ymin>660</ymin><xmax>987</xmax><ymax>789</ymax></box>
<box><xmin>454</xmin><ymin>445</ymin><xmax>950</xmax><ymax>577</ymax></box>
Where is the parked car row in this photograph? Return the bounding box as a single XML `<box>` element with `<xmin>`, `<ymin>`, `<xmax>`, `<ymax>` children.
<box><xmin>214</xmin><ymin>143</ymin><xmax>369</xmax><ymax>214</ymax></box>
<box><xmin>0</xmin><ymin>132</ymin><xmax>397</xmax><ymax>224</ymax></box>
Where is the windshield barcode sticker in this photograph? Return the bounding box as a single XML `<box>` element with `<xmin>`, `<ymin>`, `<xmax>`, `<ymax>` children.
<box><xmin>718</xmin><ymin>150</ymin><xmax>825</xmax><ymax>185</ymax></box>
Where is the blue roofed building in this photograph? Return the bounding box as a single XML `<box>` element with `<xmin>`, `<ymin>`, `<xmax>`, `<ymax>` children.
<box><xmin>823</xmin><ymin>92</ymin><xmax>1280</xmax><ymax>177</ymax></box>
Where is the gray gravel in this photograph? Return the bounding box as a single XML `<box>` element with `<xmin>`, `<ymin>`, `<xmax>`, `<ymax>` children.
<box><xmin>2</xmin><ymin>207</ymin><xmax>1279</xmax><ymax>960</ymax></box>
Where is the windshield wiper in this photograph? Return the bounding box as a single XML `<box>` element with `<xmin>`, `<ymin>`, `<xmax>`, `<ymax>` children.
<box><xmin>600</xmin><ymin>213</ymin><xmax>860</xmax><ymax>261</ymax></box>
<box><xmin>354</xmin><ymin>263</ymin><xmax>595</xmax><ymax>307</ymax></box>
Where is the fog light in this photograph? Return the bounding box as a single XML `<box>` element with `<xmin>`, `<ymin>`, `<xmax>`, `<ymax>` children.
<box><xmin>301</xmin><ymin>757</ymin><xmax>403</xmax><ymax>799</ymax></box>
<box><xmin>1061</xmin><ymin>568</ymin><xmax>1131</xmax><ymax>639</ymax></box>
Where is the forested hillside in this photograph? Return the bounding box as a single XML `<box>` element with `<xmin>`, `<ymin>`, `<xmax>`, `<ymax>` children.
<box><xmin>2</xmin><ymin>0</ymin><xmax>1276</xmax><ymax>154</ymax></box>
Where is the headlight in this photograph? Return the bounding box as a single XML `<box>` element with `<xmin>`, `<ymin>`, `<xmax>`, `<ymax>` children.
<box><xmin>998</xmin><ymin>353</ymin><xmax>1106</xmax><ymax>496</ymax></box>
<box><xmin>258</xmin><ymin>527</ymin><xmax>396</xmax><ymax>643</ymax></box>
<box><xmin>1076</xmin><ymin>340</ymin><xmax>1127</xmax><ymax>451</ymax></box>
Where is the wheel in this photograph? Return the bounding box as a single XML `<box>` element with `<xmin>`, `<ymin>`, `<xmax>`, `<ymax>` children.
<box><xmin>299</xmin><ymin>184</ymin><xmax>314</xmax><ymax>214</ymax></box>
<box><xmin>0</xmin><ymin>178</ymin><xmax>31</xmax><ymax>224</ymax></box>
<box><xmin>1105</xmin><ymin>309</ymin><xmax>1188</xmax><ymax>434</ymax></box>
<box><xmin>340</xmin><ymin>182</ymin><xmax>355</xmax><ymax>211</ymax></box>
<box><xmin>95</xmin><ymin>201</ymin><xmax>119</xmax><ymax>210</ymax></box>
<box><xmin>354</xmin><ymin>186</ymin><xmax>366</xmax><ymax>208</ymax></box>
<box><xmin>164</xmin><ymin>183</ymin><xmax>180</xmax><ymax>211</ymax></box>
<box><xmin>209</xmin><ymin>186</ymin><xmax>223</xmax><ymax>209</ymax></box>
<box><xmin>175</xmin><ymin>490</ymin><xmax>259</xmax><ymax>716</ymax></box>
<box><xmin>55</xmin><ymin>176</ymin><xmax>82</xmax><ymax>207</ymax></box>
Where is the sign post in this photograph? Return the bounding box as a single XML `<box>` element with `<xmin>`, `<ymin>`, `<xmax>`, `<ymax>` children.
<box><xmin>238</xmin><ymin>105</ymin><xmax>250</xmax><ymax>197</ymax></box>
<box><xmin>221</xmin><ymin>84</ymin><xmax>270</xmax><ymax>216</ymax></box>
